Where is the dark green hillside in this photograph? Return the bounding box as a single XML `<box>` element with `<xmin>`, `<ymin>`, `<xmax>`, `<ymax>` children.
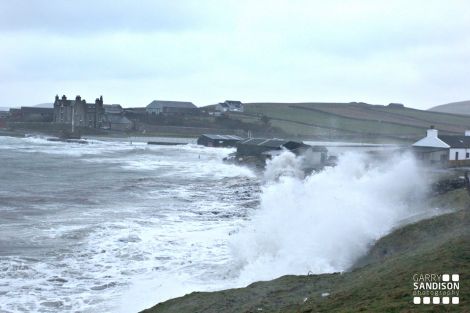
<box><xmin>225</xmin><ymin>102</ymin><xmax>470</xmax><ymax>141</ymax></box>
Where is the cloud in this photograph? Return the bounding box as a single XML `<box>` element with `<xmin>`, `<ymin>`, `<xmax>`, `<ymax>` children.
<box><xmin>0</xmin><ymin>0</ymin><xmax>231</xmax><ymax>34</ymax></box>
<box><xmin>1</xmin><ymin>0</ymin><xmax>470</xmax><ymax>109</ymax></box>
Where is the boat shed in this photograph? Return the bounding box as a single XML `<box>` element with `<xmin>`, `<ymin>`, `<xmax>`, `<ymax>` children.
<box><xmin>197</xmin><ymin>134</ymin><xmax>244</xmax><ymax>147</ymax></box>
<box><xmin>236</xmin><ymin>138</ymin><xmax>324</xmax><ymax>156</ymax></box>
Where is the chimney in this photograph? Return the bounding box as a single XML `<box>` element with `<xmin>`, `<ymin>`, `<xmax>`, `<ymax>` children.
<box><xmin>76</xmin><ymin>95</ymin><xmax>81</xmax><ymax>102</ymax></box>
<box><xmin>427</xmin><ymin>125</ymin><xmax>438</xmax><ymax>138</ymax></box>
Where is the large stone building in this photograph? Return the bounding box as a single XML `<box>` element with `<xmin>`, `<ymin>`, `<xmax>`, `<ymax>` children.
<box><xmin>53</xmin><ymin>95</ymin><xmax>105</xmax><ymax>128</ymax></box>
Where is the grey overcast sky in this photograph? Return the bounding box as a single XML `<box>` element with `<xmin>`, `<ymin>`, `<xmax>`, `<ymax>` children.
<box><xmin>1</xmin><ymin>0</ymin><xmax>469</xmax><ymax>109</ymax></box>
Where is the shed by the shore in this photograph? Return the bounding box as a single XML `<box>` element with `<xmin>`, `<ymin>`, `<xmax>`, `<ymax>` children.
<box><xmin>197</xmin><ymin>134</ymin><xmax>243</xmax><ymax>147</ymax></box>
<box><xmin>236</xmin><ymin>138</ymin><xmax>320</xmax><ymax>156</ymax></box>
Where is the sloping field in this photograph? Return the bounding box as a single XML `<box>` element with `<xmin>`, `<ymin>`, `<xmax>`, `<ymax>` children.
<box><xmin>239</xmin><ymin>102</ymin><xmax>470</xmax><ymax>140</ymax></box>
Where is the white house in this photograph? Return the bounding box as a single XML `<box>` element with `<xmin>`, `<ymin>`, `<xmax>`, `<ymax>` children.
<box><xmin>412</xmin><ymin>127</ymin><xmax>470</xmax><ymax>165</ymax></box>
<box><xmin>215</xmin><ymin>100</ymin><xmax>244</xmax><ymax>113</ymax></box>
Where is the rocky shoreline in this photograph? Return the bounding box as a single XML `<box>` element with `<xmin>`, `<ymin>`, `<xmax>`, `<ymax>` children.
<box><xmin>141</xmin><ymin>188</ymin><xmax>469</xmax><ymax>313</ymax></box>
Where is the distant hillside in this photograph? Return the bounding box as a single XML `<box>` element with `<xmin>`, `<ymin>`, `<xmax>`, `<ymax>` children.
<box><xmin>223</xmin><ymin>102</ymin><xmax>470</xmax><ymax>142</ymax></box>
<box><xmin>429</xmin><ymin>100</ymin><xmax>470</xmax><ymax>115</ymax></box>
<box><xmin>34</xmin><ymin>103</ymin><xmax>53</xmax><ymax>108</ymax></box>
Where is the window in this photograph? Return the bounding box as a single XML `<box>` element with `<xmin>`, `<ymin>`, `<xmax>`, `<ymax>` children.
<box><xmin>467</xmin><ymin>152</ymin><xmax>469</xmax><ymax>159</ymax></box>
<box><xmin>455</xmin><ymin>152</ymin><xmax>459</xmax><ymax>160</ymax></box>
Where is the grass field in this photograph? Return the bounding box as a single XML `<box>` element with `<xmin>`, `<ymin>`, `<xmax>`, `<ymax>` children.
<box><xmin>231</xmin><ymin>102</ymin><xmax>470</xmax><ymax>141</ymax></box>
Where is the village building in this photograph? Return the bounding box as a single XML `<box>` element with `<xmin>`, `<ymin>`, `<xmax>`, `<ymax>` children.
<box><xmin>227</xmin><ymin>138</ymin><xmax>328</xmax><ymax>169</ymax></box>
<box><xmin>197</xmin><ymin>134</ymin><xmax>243</xmax><ymax>147</ymax></box>
<box><xmin>236</xmin><ymin>138</ymin><xmax>312</xmax><ymax>156</ymax></box>
<box><xmin>146</xmin><ymin>100</ymin><xmax>197</xmax><ymax>115</ymax></box>
<box><xmin>0</xmin><ymin>111</ymin><xmax>8</xmax><ymax>128</ymax></box>
<box><xmin>8</xmin><ymin>107</ymin><xmax>53</xmax><ymax>122</ymax></box>
<box><xmin>412</xmin><ymin>127</ymin><xmax>470</xmax><ymax>166</ymax></box>
<box><xmin>104</xmin><ymin>104</ymin><xmax>124</xmax><ymax>115</ymax></box>
<box><xmin>216</xmin><ymin>100</ymin><xmax>244</xmax><ymax>113</ymax></box>
<box><xmin>237</xmin><ymin>138</ymin><xmax>327</xmax><ymax>161</ymax></box>
<box><xmin>53</xmin><ymin>95</ymin><xmax>105</xmax><ymax>128</ymax></box>
<box><xmin>103</xmin><ymin>104</ymin><xmax>133</xmax><ymax>131</ymax></box>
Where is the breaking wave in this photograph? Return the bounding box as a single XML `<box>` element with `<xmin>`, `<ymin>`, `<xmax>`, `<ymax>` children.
<box><xmin>230</xmin><ymin>151</ymin><xmax>430</xmax><ymax>284</ymax></box>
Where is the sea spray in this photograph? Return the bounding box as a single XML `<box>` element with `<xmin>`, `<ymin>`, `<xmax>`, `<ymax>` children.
<box><xmin>230</xmin><ymin>151</ymin><xmax>430</xmax><ymax>284</ymax></box>
<box><xmin>263</xmin><ymin>150</ymin><xmax>305</xmax><ymax>181</ymax></box>
<box><xmin>115</xmin><ymin>149</ymin><xmax>434</xmax><ymax>312</ymax></box>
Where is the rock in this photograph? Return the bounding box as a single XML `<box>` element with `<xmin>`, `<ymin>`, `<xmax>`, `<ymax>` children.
<box><xmin>118</xmin><ymin>234</ymin><xmax>141</xmax><ymax>243</ymax></box>
<box><xmin>90</xmin><ymin>282</ymin><xmax>117</xmax><ymax>290</ymax></box>
<box><xmin>47</xmin><ymin>277</ymin><xmax>68</xmax><ymax>283</ymax></box>
<box><xmin>41</xmin><ymin>300</ymin><xmax>63</xmax><ymax>308</ymax></box>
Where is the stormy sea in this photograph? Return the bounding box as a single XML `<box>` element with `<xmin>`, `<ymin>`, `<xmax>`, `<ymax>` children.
<box><xmin>0</xmin><ymin>136</ymin><xmax>436</xmax><ymax>312</ymax></box>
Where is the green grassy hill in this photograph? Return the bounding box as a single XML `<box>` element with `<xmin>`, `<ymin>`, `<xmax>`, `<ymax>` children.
<box><xmin>225</xmin><ymin>102</ymin><xmax>470</xmax><ymax>142</ymax></box>
<box><xmin>141</xmin><ymin>189</ymin><xmax>469</xmax><ymax>313</ymax></box>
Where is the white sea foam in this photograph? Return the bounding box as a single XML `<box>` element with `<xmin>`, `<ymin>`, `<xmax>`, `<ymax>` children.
<box><xmin>1</xmin><ymin>137</ymin><xmax>438</xmax><ymax>313</ymax></box>
<box><xmin>120</xmin><ymin>150</ymin><xmax>436</xmax><ymax>312</ymax></box>
<box><xmin>263</xmin><ymin>150</ymin><xmax>305</xmax><ymax>181</ymax></box>
<box><xmin>230</xmin><ymin>151</ymin><xmax>430</xmax><ymax>284</ymax></box>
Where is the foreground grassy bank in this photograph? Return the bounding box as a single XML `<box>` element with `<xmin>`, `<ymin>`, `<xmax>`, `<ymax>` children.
<box><xmin>141</xmin><ymin>189</ymin><xmax>469</xmax><ymax>313</ymax></box>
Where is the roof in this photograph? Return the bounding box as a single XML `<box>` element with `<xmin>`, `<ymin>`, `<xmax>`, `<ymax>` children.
<box><xmin>125</xmin><ymin>107</ymin><xmax>147</xmax><ymax>113</ymax></box>
<box><xmin>20</xmin><ymin>107</ymin><xmax>53</xmax><ymax>114</ymax></box>
<box><xmin>238</xmin><ymin>138</ymin><xmax>311</xmax><ymax>149</ymax></box>
<box><xmin>238</xmin><ymin>138</ymin><xmax>291</xmax><ymax>148</ymax></box>
<box><xmin>106</xmin><ymin>114</ymin><xmax>132</xmax><ymax>124</ymax></box>
<box><xmin>147</xmin><ymin>100</ymin><xmax>196</xmax><ymax>109</ymax></box>
<box><xmin>200</xmin><ymin>134</ymin><xmax>243</xmax><ymax>140</ymax></box>
<box><xmin>438</xmin><ymin>135</ymin><xmax>470</xmax><ymax>148</ymax></box>
<box><xmin>104</xmin><ymin>104</ymin><xmax>123</xmax><ymax>114</ymax></box>
<box><xmin>412</xmin><ymin>130</ymin><xmax>450</xmax><ymax>149</ymax></box>
<box><xmin>225</xmin><ymin>100</ymin><xmax>242</xmax><ymax>105</ymax></box>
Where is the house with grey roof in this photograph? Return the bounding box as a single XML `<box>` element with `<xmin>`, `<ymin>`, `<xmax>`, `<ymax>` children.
<box><xmin>146</xmin><ymin>100</ymin><xmax>197</xmax><ymax>115</ymax></box>
<box><xmin>412</xmin><ymin>126</ymin><xmax>470</xmax><ymax>166</ymax></box>
<box><xmin>103</xmin><ymin>114</ymin><xmax>133</xmax><ymax>131</ymax></box>
<box><xmin>216</xmin><ymin>100</ymin><xmax>244</xmax><ymax>113</ymax></box>
<box><xmin>102</xmin><ymin>104</ymin><xmax>133</xmax><ymax>131</ymax></box>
